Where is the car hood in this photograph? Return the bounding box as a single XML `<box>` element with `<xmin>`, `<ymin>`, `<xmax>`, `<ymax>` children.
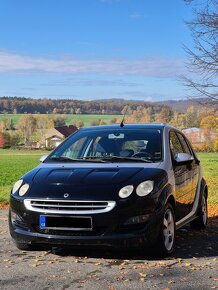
<box><xmin>33</xmin><ymin>166</ymin><xmax>143</xmax><ymax>186</ymax></box>
<box><xmin>22</xmin><ymin>163</ymin><xmax>166</xmax><ymax>200</ymax></box>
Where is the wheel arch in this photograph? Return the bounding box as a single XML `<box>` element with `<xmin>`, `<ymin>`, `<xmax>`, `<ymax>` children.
<box><xmin>157</xmin><ymin>184</ymin><xmax>176</xmax><ymax>212</ymax></box>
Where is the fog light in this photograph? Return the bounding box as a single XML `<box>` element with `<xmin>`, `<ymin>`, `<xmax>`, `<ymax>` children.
<box><xmin>124</xmin><ymin>214</ymin><xmax>149</xmax><ymax>225</ymax></box>
<box><xmin>11</xmin><ymin>210</ymin><xmax>23</xmax><ymax>223</ymax></box>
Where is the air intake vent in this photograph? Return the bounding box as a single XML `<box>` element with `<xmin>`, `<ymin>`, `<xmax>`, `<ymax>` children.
<box><xmin>24</xmin><ymin>199</ymin><xmax>116</xmax><ymax>214</ymax></box>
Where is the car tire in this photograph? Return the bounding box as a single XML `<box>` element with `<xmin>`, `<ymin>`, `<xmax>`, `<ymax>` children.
<box><xmin>155</xmin><ymin>203</ymin><xmax>176</xmax><ymax>257</ymax></box>
<box><xmin>190</xmin><ymin>192</ymin><xmax>208</xmax><ymax>230</ymax></box>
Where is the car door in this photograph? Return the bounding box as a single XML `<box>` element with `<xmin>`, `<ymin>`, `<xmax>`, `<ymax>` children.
<box><xmin>169</xmin><ymin>130</ymin><xmax>193</xmax><ymax>221</ymax></box>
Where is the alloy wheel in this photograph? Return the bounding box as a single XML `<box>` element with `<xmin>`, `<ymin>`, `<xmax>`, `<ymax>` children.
<box><xmin>163</xmin><ymin>208</ymin><xmax>175</xmax><ymax>252</ymax></box>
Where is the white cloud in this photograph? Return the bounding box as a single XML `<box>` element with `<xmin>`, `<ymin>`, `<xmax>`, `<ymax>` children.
<box><xmin>0</xmin><ymin>50</ymin><xmax>186</xmax><ymax>78</ymax></box>
<box><xmin>40</xmin><ymin>78</ymin><xmax>143</xmax><ymax>87</ymax></box>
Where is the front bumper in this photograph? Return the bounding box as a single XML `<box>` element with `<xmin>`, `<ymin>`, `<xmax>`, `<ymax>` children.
<box><xmin>9</xmin><ymin>196</ymin><xmax>163</xmax><ymax>249</ymax></box>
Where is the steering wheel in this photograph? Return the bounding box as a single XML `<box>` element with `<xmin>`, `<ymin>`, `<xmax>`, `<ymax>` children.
<box><xmin>132</xmin><ymin>151</ymin><xmax>153</xmax><ymax>159</ymax></box>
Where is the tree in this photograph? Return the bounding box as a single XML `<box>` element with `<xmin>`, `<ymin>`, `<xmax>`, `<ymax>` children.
<box><xmin>36</xmin><ymin>115</ymin><xmax>53</xmax><ymax>129</ymax></box>
<box><xmin>155</xmin><ymin>107</ymin><xmax>173</xmax><ymax>123</ymax></box>
<box><xmin>52</xmin><ymin>116</ymin><xmax>66</xmax><ymax>127</ymax></box>
<box><xmin>73</xmin><ymin>120</ymin><xmax>84</xmax><ymax>128</ymax></box>
<box><xmin>200</xmin><ymin>115</ymin><xmax>218</xmax><ymax>129</ymax></box>
<box><xmin>170</xmin><ymin>112</ymin><xmax>186</xmax><ymax>129</ymax></box>
<box><xmin>17</xmin><ymin>115</ymin><xmax>37</xmax><ymax>145</ymax></box>
<box><xmin>0</xmin><ymin>133</ymin><xmax>6</xmax><ymax>147</ymax></box>
<box><xmin>185</xmin><ymin>106</ymin><xmax>200</xmax><ymax>128</ymax></box>
<box><xmin>183</xmin><ymin>0</ymin><xmax>218</xmax><ymax>107</ymax></box>
<box><xmin>75</xmin><ymin>108</ymin><xmax>81</xmax><ymax>114</ymax></box>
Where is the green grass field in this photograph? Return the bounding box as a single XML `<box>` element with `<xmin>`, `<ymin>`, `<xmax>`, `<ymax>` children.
<box><xmin>0</xmin><ymin>113</ymin><xmax>122</xmax><ymax>127</ymax></box>
<box><xmin>0</xmin><ymin>150</ymin><xmax>217</xmax><ymax>205</ymax></box>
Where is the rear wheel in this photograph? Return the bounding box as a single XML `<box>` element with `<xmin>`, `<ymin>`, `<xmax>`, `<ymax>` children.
<box><xmin>155</xmin><ymin>203</ymin><xmax>175</xmax><ymax>257</ymax></box>
<box><xmin>190</xmin><ymin>192</ymin><xmax>208</xmax><ymax>230</ymax></box>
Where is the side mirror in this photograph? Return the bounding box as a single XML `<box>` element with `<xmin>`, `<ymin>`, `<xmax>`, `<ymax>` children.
<box><xmin>40</xmin><ymin>155</ymin><xmax>48</xmax><ymax>163</ymax></box>
<box><xmin>174</xmin><ymin>153</ymin><xmax>194</xmax><ymax>163</ymax></box>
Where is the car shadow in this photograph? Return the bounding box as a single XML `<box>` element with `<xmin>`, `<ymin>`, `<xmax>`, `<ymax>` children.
<box><xmin>51</xmin><ymin>215</ymin><xmax>218</xmax><ymax>260</ymax></box>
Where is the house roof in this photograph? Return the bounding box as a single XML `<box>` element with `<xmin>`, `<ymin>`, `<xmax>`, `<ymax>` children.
<box><xmin>182</xmin><ymin>128</ymin><xmax>200</xmax><ymax>133</ymax></box>
<box><xmin>55</xmin><ymin>125</ymin><xmax>78</xmax><ymax>137</ymax></box>
<box><xmin>43</xmin><ymin>128</ymin><xmax>65</xmax><ymax>139</ymax></box>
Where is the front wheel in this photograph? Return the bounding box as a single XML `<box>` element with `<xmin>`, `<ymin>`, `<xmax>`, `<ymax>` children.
<box><xmin>190</xmin><ymin>193</ymin><xmax>208</xmax><ymax>230</ymax></box>
<box><xmin>155</xmin><ymin>203</ymin><xmax>176</xmax><ymax>257</ymax></box>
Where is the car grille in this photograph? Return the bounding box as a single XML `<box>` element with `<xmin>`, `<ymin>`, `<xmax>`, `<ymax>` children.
<box><xmin>24</xmin><ymin>199</ymin><xmax>116</xmax><ymax>214</ymax></box>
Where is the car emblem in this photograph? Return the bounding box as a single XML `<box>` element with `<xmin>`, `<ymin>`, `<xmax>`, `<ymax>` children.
<box><xmin>64</xmin><ymin>193</ymin><xmax>69</xmax><ymax>198</ymax></box>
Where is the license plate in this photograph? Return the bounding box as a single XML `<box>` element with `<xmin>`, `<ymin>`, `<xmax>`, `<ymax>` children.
<box><xmin>40</xmin><ymin>215</ymin><xmax>46</xmax><ymax>228</ymax></box>
<box><xmin>39</xmin><ymin>215</ymin><xmax>92</xmax><ymax>230</ymax></box>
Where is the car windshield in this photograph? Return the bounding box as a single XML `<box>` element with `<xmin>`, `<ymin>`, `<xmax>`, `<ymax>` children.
<box><xmin>47</xmin><ymin>128</ymin><xmax>163</xmax><ymax>163</ymax></box>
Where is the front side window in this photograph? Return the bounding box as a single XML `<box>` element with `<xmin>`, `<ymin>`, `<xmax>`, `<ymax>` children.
<box><xmin>48</xmin><ymin>128</ymin><xmax>163</xmax><ymax>163</ymax></box>
<box><xmin>177</xmin><ymin>133</ymin><xmax>192</xmax><ymax>155</ymax></box>
<box><xmin>169</xmin><ymin>131</ymin><xmax>184</xmax><ymax>160</ymax></box>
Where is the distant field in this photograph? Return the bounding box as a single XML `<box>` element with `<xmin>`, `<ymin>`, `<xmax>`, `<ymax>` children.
<box><xmin>0</xmin><ymin>114</ymin><xmax>122</xmax><ymax>127</ymax></box>
<box><xmin>0</xmin><ymin>150</ymin><xmax>217</xmax><ymax>206</ymax></box>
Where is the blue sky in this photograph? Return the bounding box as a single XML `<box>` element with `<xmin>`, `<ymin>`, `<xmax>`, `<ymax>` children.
<box><xmin>0</xmin><ymin>0</ymin><xmax>195</xmax><ymax>101</ymax></box>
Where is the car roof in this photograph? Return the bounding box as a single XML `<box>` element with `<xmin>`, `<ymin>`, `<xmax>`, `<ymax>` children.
<box><xmin>80</xmin><ymin>123</ymin><xmax>176</xmax><ymax>131</ymax></box>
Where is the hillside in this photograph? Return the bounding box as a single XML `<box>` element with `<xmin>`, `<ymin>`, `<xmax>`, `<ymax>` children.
<box><xmin>155</xmin><ymin>98</ymin><xmax>209</xmax><ymax>113</ymax></box>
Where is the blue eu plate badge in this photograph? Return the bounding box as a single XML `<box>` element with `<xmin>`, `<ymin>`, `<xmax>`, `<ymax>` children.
<box><xmin>40</xmin><ymin>216</ymin><xmax>46</xmax><ymax>228</ymax></box>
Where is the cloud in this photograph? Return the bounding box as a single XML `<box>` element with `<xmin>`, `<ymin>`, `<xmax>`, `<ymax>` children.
<box><xmin>40</xmin><ymin>78</ymin><xmax>143</xmax><ymax>87</ymax></box>
<box><xmin>0</xmin><ymin>50</ymin><xmax>186</xmax><ymax>78</ymax></box>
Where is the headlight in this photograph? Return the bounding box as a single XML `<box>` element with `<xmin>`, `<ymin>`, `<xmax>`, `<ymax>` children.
<box><xmin>12</xmin><ymin>179</ymin><xmax>23</xmax><ymax>194</ymax></box>
<box><xmin>136</xmin><ymin>180</ymin><xmax>154</xmax><ymax>197</ymax></box>
<box><xmin>118</xmin><ymin>185</ymin><xmax>134</xmax><ymax>199</ymax></box>
<box><xmin>19</xmin><ymin>184</ymin><xmax>29</xmax><ymax>196</ymax></box>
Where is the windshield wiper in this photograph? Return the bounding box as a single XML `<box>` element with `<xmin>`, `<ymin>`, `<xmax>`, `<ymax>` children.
<box><xmin>84</xmin><ymin>156</ymin><xmax>153</xmax><ymax>163</ymax></box>
<box><xmin>50</xmin><ymin>156</ymin><xmax>107</xmax><ymax>163</ymax></box>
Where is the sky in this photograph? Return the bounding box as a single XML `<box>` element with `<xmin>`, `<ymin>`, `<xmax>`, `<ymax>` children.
<box><xmin>0</xmin><ymin>0</ymin><xmax>196</xmax><ymax>101</ymax></box>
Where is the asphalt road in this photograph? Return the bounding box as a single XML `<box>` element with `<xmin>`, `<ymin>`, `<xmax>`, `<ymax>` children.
<box><xmin>0</xmin><ymin>209</ymin><xmax>217</xmax><ymax>290</ymax></box>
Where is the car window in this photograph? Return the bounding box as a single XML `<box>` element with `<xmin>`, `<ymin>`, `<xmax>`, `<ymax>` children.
<box><xmin>49</xmin><ymin>128</ymin><xmax>163</xmax><ymax>162</ymax></box>
<box><xmin>169</xmin><ymin>131</ymin><xmax>184</xmax><ymax>159</ymax></box>
<box><xmin>177</xmin><ymin>133</ymin><xmax>192</xmax><ymax>155</ymax></box>
<box><xmin>62</xmin><ymin>137</ymin><xmax>89</xmax><ymax>159</ymax></box>
<box><xmin>122</xmin><ymin>140</ymin><xmax>148</xmax><ymax>153</ymax></box>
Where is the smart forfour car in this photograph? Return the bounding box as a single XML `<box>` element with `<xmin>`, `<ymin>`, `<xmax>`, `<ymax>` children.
<box><xmin>9</xmin><ymin>124</ymin><xmax>208</xmax><ymax>256</ymax></box>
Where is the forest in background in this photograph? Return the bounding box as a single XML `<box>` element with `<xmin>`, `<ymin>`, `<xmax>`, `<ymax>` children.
<box><xmin>0</xmin><ymin>96</ymin><xmax>208</xmax><ymax>114</ymax></box>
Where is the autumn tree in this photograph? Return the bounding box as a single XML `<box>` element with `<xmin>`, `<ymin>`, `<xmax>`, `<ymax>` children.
<box><xmin>17</xmin><ymin>115</ymin><xmax>37</xmax><ymax>145</ymax></box>
<box><xmin>75</xmin><ymin>108</ymin><xmax>81</xmax><ymax>114</ymax></box>
<box><xmin>183</xmin><ymin>0</ymin><xmax>218</xmax><ymax>107</ymax></box>
<box><xmin>36</xmin><ymin>115</ymin><xmax>53</xmax><ymax>129</ymax></box>
<box><xmin>200</xmin><ymin>115</ymin><xmax>218</xmax><ymax>129</ymax></box>
<box><xmin>73</xmin><ymin>120</ymin><xmax>84</xmax><ymax>128</ymax></box>
<box><xmin>185</xmin><ymin>106</ymin><xmax>200</xmax><ymax>128</ymax></box>
<box><xmin>155</xmin><ymin>107</ymin><xmax>173</xmax><ymax>123</ymax></box>
<box><xmin>170</xmin><ymin>112</ymin><xmax>186</xmax><ymax>129</ymax></box>
<box><xmin>0</xmin><ymin>133</ymin><xmax>6</xmax><ymax>147</ymax></box>
<box><xmin>52</xmin><ymin>116</ymin><xmax>66</xmax><ymax>127</ymax></box>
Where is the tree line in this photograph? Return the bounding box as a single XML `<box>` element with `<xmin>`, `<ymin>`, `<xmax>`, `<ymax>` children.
<box><xmin>0</xmin><ymin>97</ymin><xmax>165</xmax><ymax>115</ymax></box>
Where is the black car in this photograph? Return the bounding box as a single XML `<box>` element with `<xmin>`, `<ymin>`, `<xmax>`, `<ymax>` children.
<box><xmin>9</xmin><ymin>124</ymin><xmax>208</xmax><ymax>256</ymax></box>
